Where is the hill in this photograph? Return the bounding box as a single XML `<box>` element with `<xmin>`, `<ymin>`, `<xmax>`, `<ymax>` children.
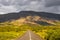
<box><xmin>0</xmin><ymin>11</ymin><xmax>60</xmax><ymax>40</ymax></box>
<box><xmin>0</xmin><ymin>11</ymin><xmax>60</xmax><ymax>25</ymax></box>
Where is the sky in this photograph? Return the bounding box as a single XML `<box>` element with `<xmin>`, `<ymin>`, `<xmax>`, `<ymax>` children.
<box><xmin>0</xmin><ymin>0</ymin><xmax>60</xmax><ymax>14</ymax></box>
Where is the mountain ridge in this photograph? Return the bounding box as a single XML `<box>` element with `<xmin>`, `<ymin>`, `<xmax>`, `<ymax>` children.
<box><xmin>0</xmin><ymin>11</ymin><xmax>60</xmax><ymax>25</ymax></box>
<box><xmin>0</xmin><ymin>11</ymin><xmax>60</xmax><ymax>22</ymax></box>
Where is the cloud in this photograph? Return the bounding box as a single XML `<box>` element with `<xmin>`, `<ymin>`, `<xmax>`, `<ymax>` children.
<box><xmin>0</xmin><ymin>0</ymin><xmax>43</xmax><ymax>13</ymax></box>
<box><xmin>16</xmin><ymin>0</ymin><xmax>45</xmax><ymax>11</ymax></box>
<box><xmin>0</xmin><ymin>0</ymin><xmax>60</xmax><ymax>14</ymax></box>
<box><xmin>0</xmin><ymin>5</ymin><xmax>17</xmax><ymax>14</ymax></box>
<box><xmin>45</xmin><ymin>0</ymin><xmax>60</xmax><ymax>7</ymax></box>
<box><xmin>44</xmin><ymin>0</ymin><xmax>60</xmax><ymax>14</ymax></box>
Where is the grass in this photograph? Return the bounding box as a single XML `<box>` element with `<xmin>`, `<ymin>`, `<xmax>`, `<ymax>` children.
<box><xmin>0</xmin><ymin>21</ymin><xmax>60</xmax><ymax>40</ymax></box>
<box><xmin>0</xmin><ymin>31</ymin><xmax>25</xmax><ymax>40</ymax></box>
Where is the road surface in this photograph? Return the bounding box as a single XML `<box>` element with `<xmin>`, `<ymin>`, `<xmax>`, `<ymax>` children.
<box><xmin>16</xmin><ymin>30</ymin><xmax>44</xmax><ymax>40</ymax></box>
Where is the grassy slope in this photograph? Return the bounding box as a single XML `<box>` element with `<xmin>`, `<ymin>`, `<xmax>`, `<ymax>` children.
<box><xmin>0</xmin><ymin>21</ymin><xmax>60</xmax><ymax>40</ymax></box>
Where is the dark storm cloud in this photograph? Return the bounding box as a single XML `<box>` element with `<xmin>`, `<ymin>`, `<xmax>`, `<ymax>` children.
<box><xmin>0</xmin><ymin>0</ymin><xmax>43</xmax><ymax>14</ymax></box>
<box><xmin>45</xmin><ymin>0</ymin><xmax>60</xmax><ymax>7</ymax></box>
<box><xmin>0</xmin><ymin>0</ymin><xmax>41</xmax><ymax>6</ymax></box>
<box><xmin>0</xmin><ymin>0</ymin><xmax>13</xmax><ymax>6</ymax></box>
<box><xmin>14</xmin><ymin>0</ymin><xmax>41</xmax><ymax>6</ymax></box>
<box><xmin>0</xmin><ymin>0</ymin><xmax>60</xmax><ymax>14</ymax></box>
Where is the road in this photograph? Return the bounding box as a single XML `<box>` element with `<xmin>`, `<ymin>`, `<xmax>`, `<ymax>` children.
<box><xmin>16</xmin><ymin>30</ymin><xmax>44</xmax><ymax>40</ymax></box>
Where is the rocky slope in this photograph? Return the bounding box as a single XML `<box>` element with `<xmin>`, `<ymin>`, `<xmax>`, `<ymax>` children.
<box><xmin>0</xmin><ymin>11</ymin><xmax>60</xmax><ymax>26</ymax></box>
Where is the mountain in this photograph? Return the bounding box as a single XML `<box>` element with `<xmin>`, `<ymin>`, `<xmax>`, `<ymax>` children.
<box><xmin>0</xmin><ymin>11</ymin><xmax>60</xmax><ymax>25</ymax></box>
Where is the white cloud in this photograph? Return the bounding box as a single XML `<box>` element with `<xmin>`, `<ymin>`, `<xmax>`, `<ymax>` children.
<box><xmin>30</xmin><ymin>1</ymin><xmax>38</xmax><ymax>5</ymax></box>
<box><xmin>0</xmin><ymin>12</ymin><xmax>6</xmax><ymax>14</ymax></box>
<box><xmin>0</xmin><ymin>5</ymin><xmax>17</xmax><ymax>13</ymax></box>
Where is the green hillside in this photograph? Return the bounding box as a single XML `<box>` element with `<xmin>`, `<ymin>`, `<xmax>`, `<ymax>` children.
<box><xmin>0</xmin><ymin>21</ymin><xmax>60</xmax><ymax>40</ymax></box>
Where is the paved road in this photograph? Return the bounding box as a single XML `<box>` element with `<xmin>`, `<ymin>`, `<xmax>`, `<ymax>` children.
<box><xmin>16</xmin><ymin>30</ymin><xmax>44</xmax><ymax>40</ymax></box>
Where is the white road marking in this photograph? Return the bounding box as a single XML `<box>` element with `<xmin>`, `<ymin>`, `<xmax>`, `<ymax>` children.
<box><xmin>29</xmin><ymin>31</ymin><xmax>32</xmax><ymax>40</ymax></box>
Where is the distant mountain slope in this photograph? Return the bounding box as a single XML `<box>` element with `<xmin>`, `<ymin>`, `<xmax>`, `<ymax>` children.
<box><xmin>19</xmin><ymin>11</ymin><xmax>60</xmax><ymax>20</ymax></box>
<box><xmin>0</xmin><ymin>11</ymin><xmax>60</xmax><ymax>25</ymax></box>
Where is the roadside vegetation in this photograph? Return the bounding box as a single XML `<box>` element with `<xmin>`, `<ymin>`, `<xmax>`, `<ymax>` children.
<box><xmin>0</xmin><ymin>21</ymin><xmax>60</xmax><ymax>40</ymax></box>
